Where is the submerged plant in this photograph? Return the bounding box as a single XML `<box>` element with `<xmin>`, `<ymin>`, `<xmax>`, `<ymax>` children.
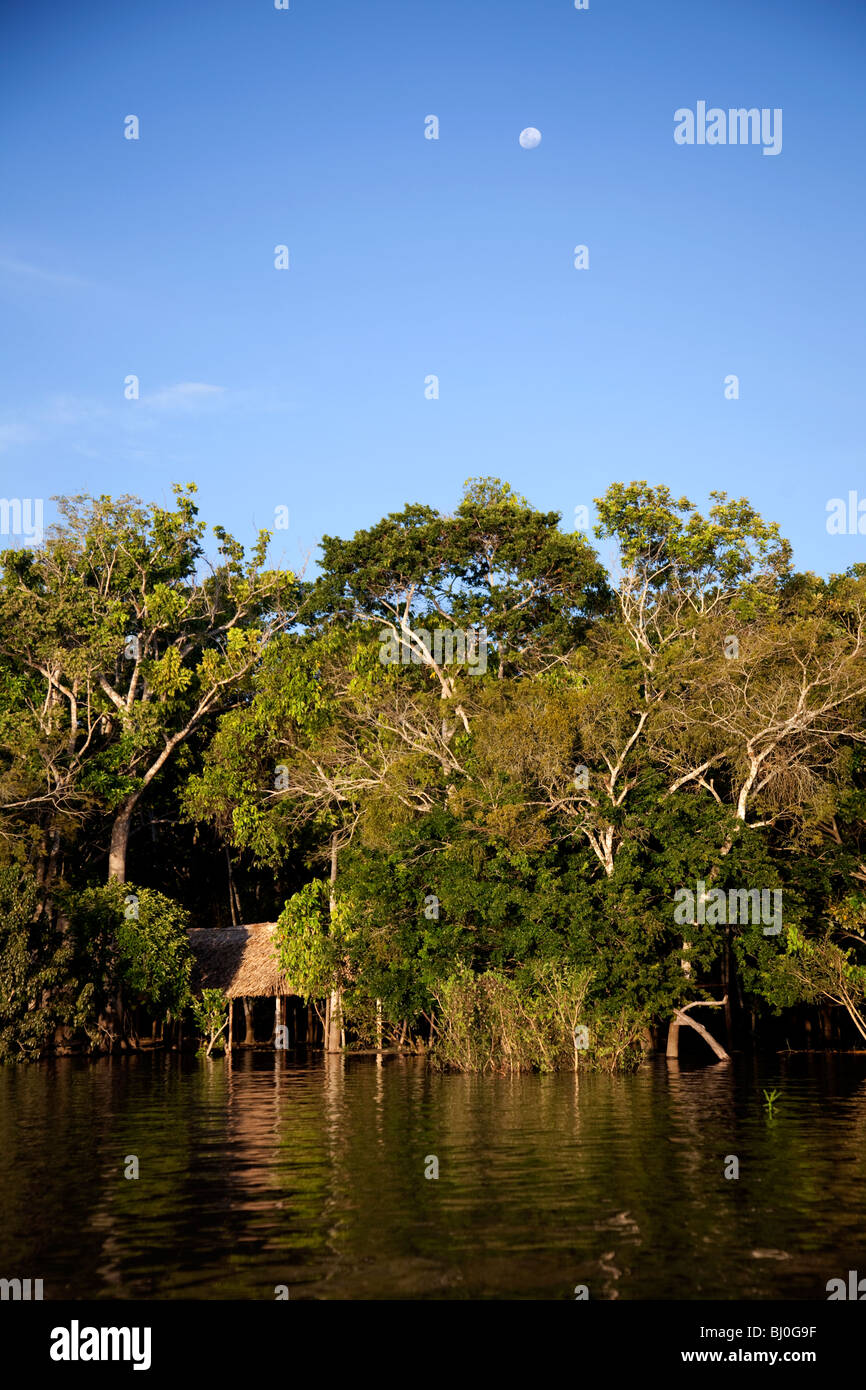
<box><xmin>762</xmin><ymin>1087</ymin><xmax>782</xmax><ymax>1116</ymax></box>
<box><xmin>430</xmin><ymin>962</ymin><xmax>646</xmax><ymax>1074</ymax></box>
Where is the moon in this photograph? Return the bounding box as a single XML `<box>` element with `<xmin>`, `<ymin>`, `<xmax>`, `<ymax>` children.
<box><xmin>519</xmin><ymin>127</ymin><xmax>542</xmax><ymax>149</ymax></box>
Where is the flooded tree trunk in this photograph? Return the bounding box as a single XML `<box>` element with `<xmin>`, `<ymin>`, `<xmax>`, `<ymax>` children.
<box><xmin>326</xmin><ymin>834</ymin><xmax>343</xmax><ymax>1052</ymax></box>
<box><xmin>667</xmin><ymin>934</ymin><xmax>694</xmax><ymax>1060</ymax></box>
<box><xmin>100</xmin><ymin>805</ymin><xmax>138</xmax><ymax>1047</ymax></box>
<box><xmin>326</xmin><ymin>991</ymin><xmax>342</xmax><ymax>1052</ymax></box>
<box><xmin>722</xmin><ymin>930</ymin><xmax>734</xmax><ymax>1047</ymax></box>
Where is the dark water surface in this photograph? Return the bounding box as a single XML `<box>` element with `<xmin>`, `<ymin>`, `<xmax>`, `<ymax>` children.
<box><xmin>1</xmin><ymin>1052</ymin><xmax>864</xmax><ymax>1300</ymax></box>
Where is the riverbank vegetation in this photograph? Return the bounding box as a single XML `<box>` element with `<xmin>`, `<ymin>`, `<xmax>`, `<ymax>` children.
<box><xmin>1</xmin><ymin>477</ymin><xmax>865</xmax><ymax>1068</ymax></box>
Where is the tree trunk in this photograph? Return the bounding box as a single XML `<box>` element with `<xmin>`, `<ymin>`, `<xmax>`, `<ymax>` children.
<box><xmin>108</xmin><ymin>793</ymin><xmax>140</xmax><ymax>884</ymax></box>
<box><xmin>722</xmin><ymin>932</ymin><xmax>733</xmax><ymax>1047</ymax></box>
<box><xmin>667</xmin><ymin>930</ymin><xmax>694</xmax><ymax>1059</ymax></box>
<box><xmin>275</xmin><ymin>995</ymin><xmax>288</xmax><ymax>1048</ymax></box>
<box><xmin>326</xmin><ymin>989</ymin><xmax>342</xmax><ymax>1052</ymax></box>
<box><xmin>326</xmin><ymin>833</ymin><xmax>343</xmax><ymax>1052</ymax></box>
<box><xmin>676</xmin><ymin>1010</ymin><xmax>730</xmax><ymax>1061</ymax></box>
<box><xmin>227</xmin><ymin>849</ymin><xmax>239</xmax><ymax>926</ymax></box>
<box><xmin>102</xmin><ymin>795</ymin><xmax>141</xmax><ymax>1048</ymax></box>
<box><xmin>36</xmin><ymin>824</ymin><xmax>62</xmax><ymax>892</ymax></box>
<box><xmin>668</xmin><ymin>1000</ymin><xmax>730</xmax><ymax>1063</ymax></box>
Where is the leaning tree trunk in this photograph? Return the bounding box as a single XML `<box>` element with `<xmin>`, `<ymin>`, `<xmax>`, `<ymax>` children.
<box><xmin>666</xmin><ymin>936</ymin><xmax>693</xmax><ymax>1060</ymax></box>
<box><xmin>667</xmin><ymin>999</ymin><xmax>730</xmax><ymax>1062</ymax></box>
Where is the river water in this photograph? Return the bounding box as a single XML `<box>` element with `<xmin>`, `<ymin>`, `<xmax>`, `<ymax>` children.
<box><xmin>1</xmin><ymin>1052</ymin><xmax>863</xmax><ymax>1300</ymax></box>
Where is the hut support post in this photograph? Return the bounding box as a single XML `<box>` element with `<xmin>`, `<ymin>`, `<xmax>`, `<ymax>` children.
<box><xmin>243</xmin><ymin>996</ymin><xmax>255</xmax><ymax>1047</ymax></box>
<box><xmin>227</xmin><ymin>997</ymin><xmax>233</xmax><ymax>1054</ymax></box>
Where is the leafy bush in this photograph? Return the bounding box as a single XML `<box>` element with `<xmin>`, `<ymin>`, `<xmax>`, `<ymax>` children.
<box><xmin>783</xmin><ymin>907</ymin><xmax>866</xmax><ymax>1043</ymax></box>
<box><xmin>62</xmin><ymin>882</ymin><xmax>193</xmax><ymax>1039</ymax></box>
<box><xmin>191</xmin><ymin>988</ymin><xmax>229</xmax><ymax>1055</ymax></box>
<box><xmin>275</xmin><ymin>879</ymin><xmax>344</xmax><ymax>1000</ymax></box>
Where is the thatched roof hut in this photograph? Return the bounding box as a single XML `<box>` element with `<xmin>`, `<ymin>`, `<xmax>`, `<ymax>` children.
<box><xmin>187</xmin><ymin>923</ymin><xmax>295</xmax><ymax>999</ymax></box>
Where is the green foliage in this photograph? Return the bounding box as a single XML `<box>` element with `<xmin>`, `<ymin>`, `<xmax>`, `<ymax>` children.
<box><xmin>431</xmin><ymin>962</ymin><xmax>644</xmax><ymax>1073</ymax></box>
<box><xmin>115</xmin><ymin>889</ymin><xmax>193</xmax><ymax>1017</ymax></box>
<box><xmin>191</xmin><ymin>989</ymin><xmax>229</xmax><ymax>1055</ymax></box>
<box><xmin>0</xmin><ymin>868</ymin><xmax>84</xmax><ymax>1061</ymax></box>
<box><xmin>782</xmin><ymin>907</ymin><xmax>866</xmax><ymax>1042</ymax></box>
<box><xmin>4</xmin><ymin>475</ymin><xmax>866</xmax><ymax>1068</ymax></box>
<box><xmin>594</xmin><ymin>480</ymin><xmax>791</xmax><ymax>591</ymax></box>
<box><xmin>62</xmin><ymin>882</ymin><xmax>193</xmax><ymax>1027</ymax></box>
<box><xmin>275</xmin><ymin>879</ymin><xmax>343</xmax><ymax>1001</ymax></box>
<box><xmin>0</xmin><ymin>482</ymin><xmax>297</xmax><ymax>883</ymax></box>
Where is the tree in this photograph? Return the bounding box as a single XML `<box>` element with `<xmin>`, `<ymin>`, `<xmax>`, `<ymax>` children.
<box><xmin>312</xmin><ymin>476</ymin><xmax>610</xmax><ymax>709</ymax></box>
<box><xmin>0</xmin><ymin>485</ymin><xmax>299</xmax><ymax>884</ymax></box>
<box><xmin>783</xmin><ymin>899</ymin><xmax>866</xmax><ymax>1043</ymax></box>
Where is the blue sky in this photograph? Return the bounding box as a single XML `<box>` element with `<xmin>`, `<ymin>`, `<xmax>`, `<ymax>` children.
<box><xmin>1</xmin><ymin>0</ymin><xmax>864</xmax><ymax>577</ymax></box>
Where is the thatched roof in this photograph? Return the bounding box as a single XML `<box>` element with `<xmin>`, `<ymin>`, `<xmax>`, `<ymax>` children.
<box><xmin>187</xmin><ymin>923</ymin><xmax>295</xmax><ymax>999</ymax></box>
